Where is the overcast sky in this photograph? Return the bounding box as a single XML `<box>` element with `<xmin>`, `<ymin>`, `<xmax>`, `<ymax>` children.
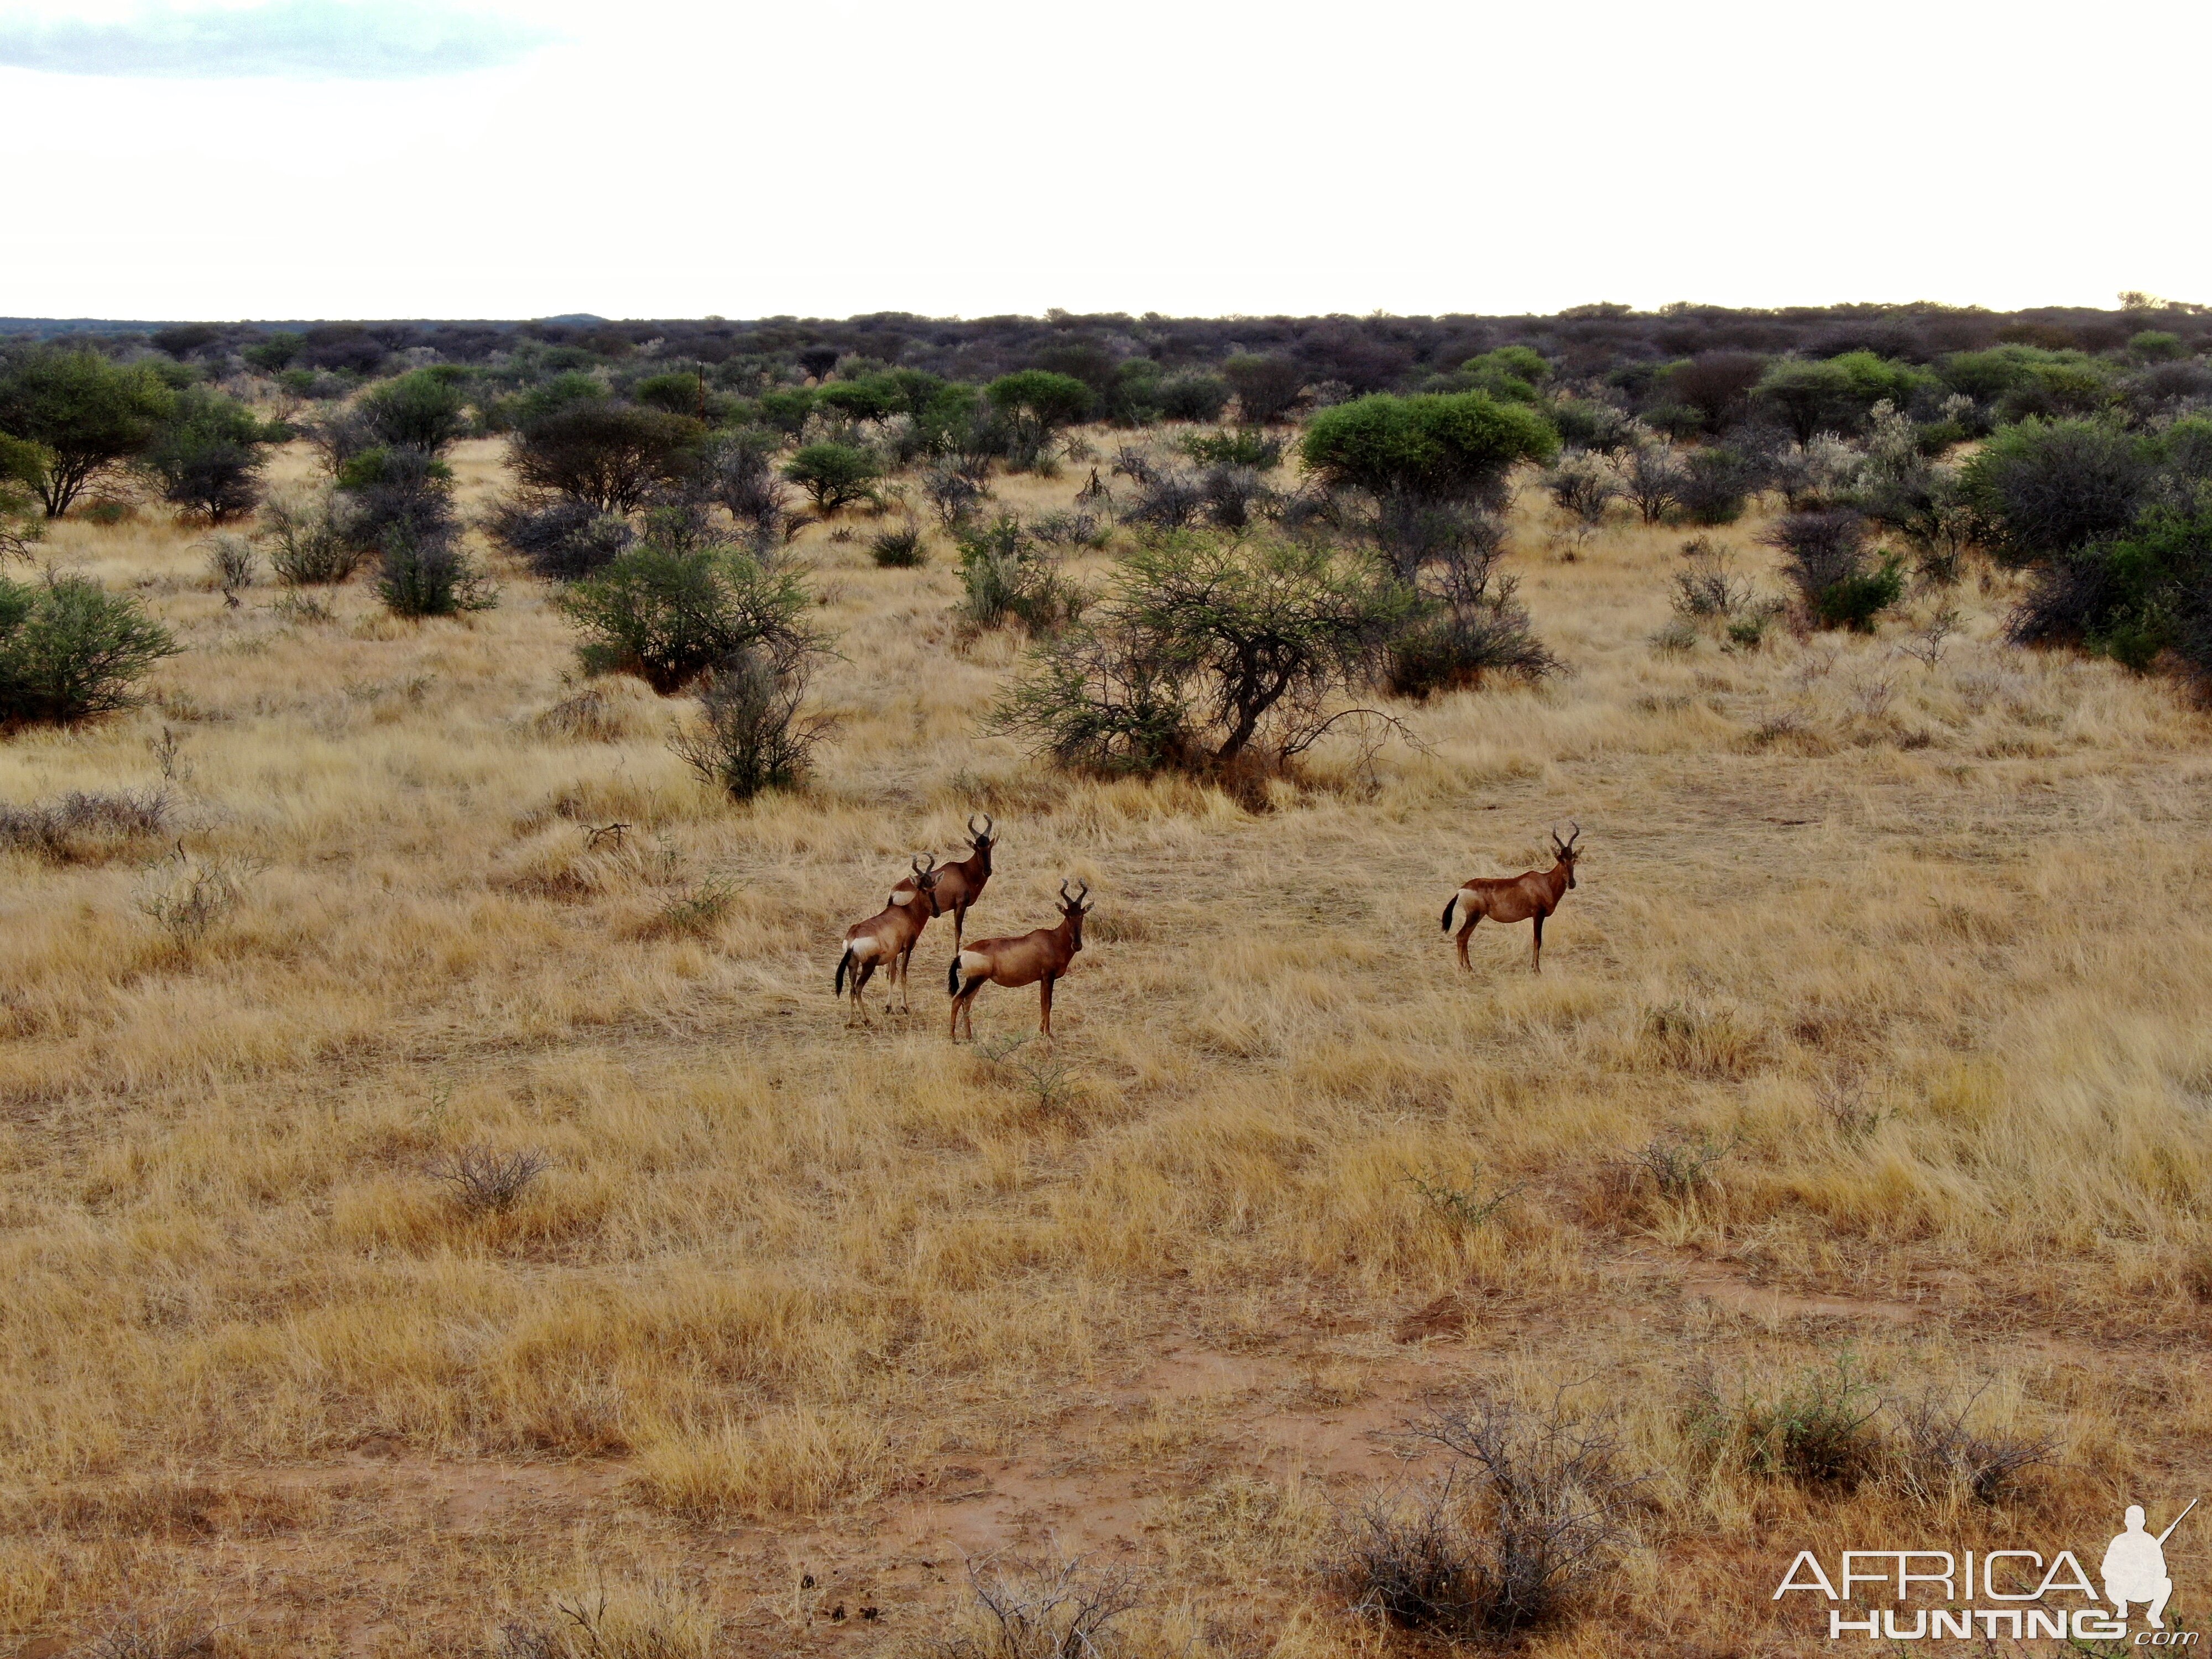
<box><xmin>0</xmin><ymin>0</ymin><xmax>2203</xmax><ymax>322</ymax></box>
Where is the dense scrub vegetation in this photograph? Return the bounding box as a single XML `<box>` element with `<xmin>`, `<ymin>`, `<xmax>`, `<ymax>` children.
<box><xmin>7</xmin><ymin>295</ymin><xmax>2212</xmax><ymax>738</ymax></box>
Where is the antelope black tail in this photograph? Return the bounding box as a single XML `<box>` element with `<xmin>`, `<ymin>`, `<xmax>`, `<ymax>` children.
<box><xmin>1440</xmin><ymin>893</ymin><xmax>1459</xmax><ymax>932</ymax></box>
<box><xmin>834</xmin><ymin>947</ymin><xmax>853</xmax><ymax>996</ymax></box>
<box><xmin>946</xmin><ymin>956</ymin><xmax>962</xmax><ymax>997</ymax></box>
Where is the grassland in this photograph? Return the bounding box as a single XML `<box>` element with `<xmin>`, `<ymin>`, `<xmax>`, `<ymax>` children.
<box><xmin>2</xmin><ymin>435</ymin><xmax>2209</xmax><ymax>1656</ymax></box>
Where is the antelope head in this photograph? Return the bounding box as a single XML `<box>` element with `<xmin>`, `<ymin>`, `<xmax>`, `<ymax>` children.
<box><xmin>905</xmin><ymin>854</ymin><xmax>941</xmax><ymax>904</ymax></box>
<box><xmin>967</xmin><ymin>812</ymin><xmax>997</xmax><ymax>873</ymax></box>
<box><xmin>1058</xmin><ymin>878</ymin><xmax>1092</xmax><ymax>949</ymax></box>
<box><xmin>1549</xmin><ymin>822</ymin><xmax>1583</xmax><ymax>888</ymax></box>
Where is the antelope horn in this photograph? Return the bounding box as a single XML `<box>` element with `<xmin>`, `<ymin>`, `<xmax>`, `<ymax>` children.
<box><xmin>968</xmin><ymin>813</ymin><xmax>983</xmax><ymax>838</ymax></box>
<box><xmin>1566</xmin><ymin>820</ymin><xmax>1582</xmax><ymax>851</ymax></box>
<box><xmin>981</xmin><ymin>813</ymin><xmax>994</xmax><ymax>836</ymax></box>
<box><xmin>913</xmin><ymin>854</ymin><xmax>937</xmax><ymax>879</ymax></box>
<box><xmin>1073</xmin><ymin>879</ymin><xmax>1089</xmax><ymax>902</ymax></box>
<box><xmin>1058</xmin><ymin>879</ymin><xmax>1073</xmax><ymax>904</ymax></box>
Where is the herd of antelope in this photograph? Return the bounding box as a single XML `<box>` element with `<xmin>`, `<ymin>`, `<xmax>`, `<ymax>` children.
<box><xmin>831</xmin><ymin>812</ymin><xmax>1587</xmax><ymax>1040</ymax></box>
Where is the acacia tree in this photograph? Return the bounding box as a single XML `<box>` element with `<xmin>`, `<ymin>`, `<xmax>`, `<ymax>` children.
<box><xmin>1301</xmin><ymin>390</ymin><xmax>1559</xmax><ymax>588</ymax></box>
<box><xmin>782</xmin><ymin>441</ymin><xmax>881</xmax><ymax>514</ymax></box>
<box><xmin>986</xmin><ymin>370</ymin><xmax>1093</xmax><ymax>468</ymax></box>
<box><xmin>990</xmin><ymin>533</ymin><xmax>1413</xmax><ymax>774</ymax></box>
<box><xmin>2</xmin><ymin>434</ymin><xmax>48</xmax><ymax>562</ymax></box>
<box><xmin>144</xmin><ymin>385</ymin><xmax>271</xmax><ymax>521</ymax></box>
<box><xmin>0</xmin><ymin>347</ymin><xmax>176</xmax><ymax>515</ymax></box>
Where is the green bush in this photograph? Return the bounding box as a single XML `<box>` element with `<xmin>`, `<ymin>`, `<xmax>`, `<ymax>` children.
<box><xmin>989</xmin><ymin>534</ymin><xmax>1412</xmax><ymax>774</ymax></box>
<box><xmin>143</xmin><ymin>385</ymin><xmax>269</xmax><ymax>521</ymax></box>
<box><xmin>986</xmin><ymin>371</ymin><xmax>1094</xmax><ymax>469</ymax></box>
<box><xmin>510</xmin><ymin>400</ymin><xmax>704</xmax><ymax>514</ymax></box>
<box><xmin>242</xmin><ymin>332</ymin><xmax>304</xmax><ymax>373</ymax></box>
<box><xmin>781</xmin><ymin>441</ymin><xmax>881</xmax><ymax>514</ymax></box>
<box><xmin>0</xmin><ymin>572</ymin><xmax>179</xmax><ymax>724</ymax></box>
<box><xmin>1386</xmin><ymin>587</ymin><xmax>1559</xmax><ymax>698</ymax></box>
<box><xmin>869</xmin><ymin>521</ymin><xmax>926</xmax><ymax>567</ymax></box>
<box><xmin>262</xmin><ymin>490</ymin><xmax>363</xmax><ymax>585</ymax></box>
<box><xmin>1181</xmin><ymin>428</ymin><xmax>1284</xmax><ymax>469</ymax></box>
<box><xmin>955</xmin><ymin>515</ymin><xmax>1082</xmax><ymax>633</ymax></box>
<box><xmin>1811</xmin><ymin>556</ymin><xmax>1905</xmax><ymax>632</ymax></box>
<box><xmin>754</xmin><ymin>387</ymin><xmax>817</xmax><ymax>436</ymax></box>
<box><xmin>1959</xmin><ymin>418</ymin><xmax>2151</xmax><ymax>565</ymax></box>
<box><xmin>377</xmin><ymin>527</ymin><xmax>497</xmax><ymax>618</ymax></box>
<box><xmin>358</xmin><ymin>367</ymin><xmax>472</xmax><ymax>455</ymax></box>
<box><xmin>1301</xmin><ymin>392</ymin><xmax>1559</xmax><ymax>508</ymax></box>
<box><xmin>556</xmin><ymin>541</ymin><xmax>819</xmax><ymax>692</ymax></box>
<box><xmin>1156</xmin><ymin>373</ymin><xmax>1231</xmax><ymax>424</ymax></box>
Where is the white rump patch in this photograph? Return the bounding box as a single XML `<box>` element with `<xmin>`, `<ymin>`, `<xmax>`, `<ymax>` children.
<box><xmin>957</xmin><ymin>950</ymin><xmax>988</xmax><ymax>977</ymax></box>
<box><xmin>850</xmin><ymin>937</ymin><xmax>885</xmax><ymax>961</ymax></box>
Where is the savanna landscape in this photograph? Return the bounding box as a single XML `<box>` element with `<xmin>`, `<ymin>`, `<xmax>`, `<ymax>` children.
<box><xmin>2</xmin><ymin>305</ymin><xmax>2210</xmax><ymax>1658</ymax></box>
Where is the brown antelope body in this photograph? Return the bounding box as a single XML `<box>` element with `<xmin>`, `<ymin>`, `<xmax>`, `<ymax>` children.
<box><xmin>948</xmin><ymin>879</ymin><xmax>1091</xmax><ymax>1041</ymax></box>
<box><xmin>834</xmin><ymin>857</ymin><xmax>940</xmax><ymax>1023</ymax></box>
<box><xmin>1442</xmin><ymin>824</ymin><xmax>1581</xmax><ymax>973</ymax></box>
<box><xmin>893</xmin><ymin>814</ymin><xmax>995</xmax><ymax>948</ymax></box>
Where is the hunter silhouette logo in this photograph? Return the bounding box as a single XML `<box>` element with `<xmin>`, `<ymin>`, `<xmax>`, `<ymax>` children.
<box><xmin>2107</xmin><ymin>1500</ymin><xmax>2195</xmax><ymax>1630</ymax></box>
<box><xmin>1775</xmin><ymin>1498</ymin><xmax>2199</xmax><ymax>1642</ymax></box>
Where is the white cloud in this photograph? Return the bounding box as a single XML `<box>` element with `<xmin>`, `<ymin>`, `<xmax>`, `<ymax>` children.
<box><xmin>0</xmin><ymin>1</ymin><xmax>555</xmax><ymax>79</ymax></box>
<box><xmin>0</xmin><ymin>0</ymin><xmax>2206</xmax><ymax>319</ymax></box>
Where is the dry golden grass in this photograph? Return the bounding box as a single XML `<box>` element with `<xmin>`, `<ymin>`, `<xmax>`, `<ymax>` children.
<box><xmin>2</xmin><ymin>431</ymin><xmax>2209</xmax><ymax>1655</ymax></box>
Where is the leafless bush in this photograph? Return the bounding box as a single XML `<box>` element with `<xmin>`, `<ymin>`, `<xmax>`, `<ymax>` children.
<box><xmin>1120</xmin><ymin>468</ymin><xmax>1208</xmax><ymax>531</ymax></box>
<box><xmin>1630</xmin><ymin>1126</ymin><xmax>1739</xmax><ymax>1198</ymax></box>
<box><xmin>1893</xmin><ymin>606</ymin><xmax>1961</xmax><ymax>667</ymax></box>
<box><xmin>667</xmin><ymin>644</ymin><xmax>833</xmax><ymax>800</ymax></box>
<box><xmin>483</xmin><ymin>494</ymin><xmax>635</xmax><ymax>580</ymax></box>
<box><xmin>201</xmin><ymin>533</ymin><xmax>258</xmax><ymax>603</ymax></box>
<box><xmin>0</xmin><ymin>788</ymin><xmax>170</xmax><ymax>861</ymax></box>
<box><xmin>534</xmin><ymin>687</ymin><xmax>625</xmax><ymax>742</ymax></box>
<box><xmin>706</xmin><ymin>429</ymin><xmax>790</xmax><ymax>545</ymax></box>
<box><xmin>1888</xmin><ymin>1384</ymin><xmax>2054</xmax><ymax>1505</ymax></box>
<box><xmin>1333</xmin><ymin>1392</ymin><xmax>1642</xmax><ymax>1642</ymax></box>
<box><xmin>1030</xmin><ymin>510</ymin><xmax>1109</xmax><ymax>551</ymax></box>
<box><xmin>263</xmin><ymin>489</ymin><xmax>364</xmax><ymax>585</ymax></box>
<box><xmin>1546</xmin><ymin>449</ymin><xmax>1619</xmax><ymax>526</ymax></box>
<box><xmin>923</xmin><ymin>463</ymin><xmax>987</xmax><ymax>529</ymax></box>
<box><xmin>1762</xmin><ymin>507</ymin><xmax>1870</xmax><ymax>598</ymax></box>
<box><xmin>134</xmin><ymin>843</ymin><xmax>261</xmax><ymax>946</ymax></box>
<box><xmin>1109</xmin><ymin>444</ymin><xmax>1160</xmax><ymax>487</ymax></box>
<box><xmin>86</xmin><ymin>1618</ymin><xmax>221</xmax><ymax>1659</ymax></box>
<box><xmin>977</xmin><ymin>1034</ymin><xmax>1080</xmax><ymax>1112</ymax></box>
<box><xmin>428</xmin><ymin>1145</ymin><xmax>549</xmax><ymax>1214</ymax></box>
<box><xmin>1670</xmin><ymin>536</ymin><xmax>1751</xmax><ymax>619</ymax></box>
<box><xmin>964</xmin><ymin>1552</ymin><xmax>1143</xmax><ymax>1659</ymax></box>
<box><xmin>1619</xmin><ymin>441</ymin><xmax>1685</xmax><ymax>524</ymax></box>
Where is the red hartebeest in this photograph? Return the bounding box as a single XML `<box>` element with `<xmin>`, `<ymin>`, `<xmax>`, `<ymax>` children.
<box><xmin>834</xmin><ymin>857</ymin><xmax>940</xmax><ymax>1024</ymax></box>
<box><xmin>1442</xmin><ymin>823</ymin><xmax>1582</xmax><ymax>973</ymax></box>
<box><xmin>947</xmin><ymin>879</ymin><xmax>1091</xmax><ymax>1041</ymax></box>
<box><xmin>892</xmin><ymin>813</ymin><xmax>995</xmax><ymax>948</ymax></box>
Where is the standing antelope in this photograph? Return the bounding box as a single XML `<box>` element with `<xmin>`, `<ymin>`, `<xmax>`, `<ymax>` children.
<box><xmin>1442</xmin><ymin>823</ymin><xmax>1582</xmax><ymax>973</ymax></box>
<box><xmin>893</xmin><ymin>814</ymin><xmax>996</xmax><ymax>948</ymax></box>
<box><xmin>834</xmin><ymin>856</ymin><xmax>940</xmax><ymax>1024</ymax></box>
<box><xmin>948</xmin><ymin>879</ymin><xmax>1091</xmax><ymax>1041</ymax></box>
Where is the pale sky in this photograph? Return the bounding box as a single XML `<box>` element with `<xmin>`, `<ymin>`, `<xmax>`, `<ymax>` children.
<box><xmin>0</xmin><ymin>0</ymin><xmax>2203</xmax><ymax>323</ymax></box>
